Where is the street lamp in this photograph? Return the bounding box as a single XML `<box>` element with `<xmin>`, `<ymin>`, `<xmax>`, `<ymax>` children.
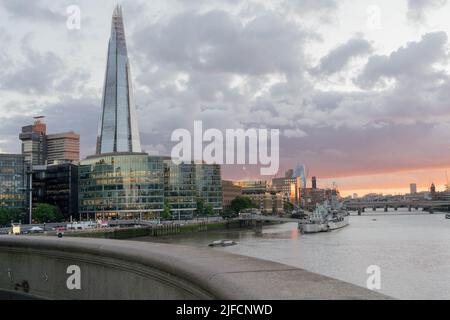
<box><xmin>27</xmin><ymin>170</ymin><xmax>33</xmax><ymax>225</ymax></box>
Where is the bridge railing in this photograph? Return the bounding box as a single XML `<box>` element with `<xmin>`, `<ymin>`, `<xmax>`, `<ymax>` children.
<box><xmin>0</xmin><ymin>236</ymin><xmax>389</xmax><ymax>300</ymax></box>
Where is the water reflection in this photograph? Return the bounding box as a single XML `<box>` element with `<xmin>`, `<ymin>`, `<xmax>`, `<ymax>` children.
<box><xmin>134</xmin><ymin>209</ymin><xmax>450</xmax><ymax>299</ymax></box>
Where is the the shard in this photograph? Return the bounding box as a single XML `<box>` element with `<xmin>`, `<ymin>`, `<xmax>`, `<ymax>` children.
<box><xmin>96</xmin><ymin>5</ymin><xmax>141</xmax><ymax>154</ymax></box>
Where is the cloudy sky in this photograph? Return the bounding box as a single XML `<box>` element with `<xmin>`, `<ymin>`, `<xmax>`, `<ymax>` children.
<box><xmin>1</xmin><ymin>0</ymin><xmax>450</xmax><ymax>196</ymax></box>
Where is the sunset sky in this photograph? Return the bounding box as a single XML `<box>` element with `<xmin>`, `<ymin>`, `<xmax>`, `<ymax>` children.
<box><xmin>1</xmin><ymin>0</ymin><xmax>450</xmax><ymax>196</ymax></box>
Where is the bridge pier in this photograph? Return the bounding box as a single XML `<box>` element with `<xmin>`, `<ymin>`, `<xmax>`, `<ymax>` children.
<box><xmin>394</xmin><ymin>207</ymin><xmax>398</xmax><ymax>211</ymax></box>
<box><xmin>373</xmin><ymin>207</ymin><xmax>376</xmax><ymax>212</ymax></box>
<box><xmin>357</xmin><ymin>209</ymin><xmax>362</xmax><ymax>216</ymax></box>
<box><xmin>408</xmin><ymin>206</ymin><xmax>412</xmax><ymax>212</ymax></box>
<box><xmin>384</xmin><ymin>206</ymin><xmax>388</xmax><ymax>212</ymax></box>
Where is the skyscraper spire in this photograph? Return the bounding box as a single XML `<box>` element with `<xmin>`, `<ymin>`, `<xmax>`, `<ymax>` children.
<box><xmin>96</xmin><ymin>5</ymin><xmax>141</xmax><ymax>154</ymax></box>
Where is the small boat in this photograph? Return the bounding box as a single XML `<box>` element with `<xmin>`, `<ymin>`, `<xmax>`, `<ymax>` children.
<box><xmin>446</xmin><ymin>214</ymin><xmax>450</xmax><ymax>220</ymax></box>
<box><xmin>208</xmin><ymin>240</ymin><xmax>238</xmax><ymax>247</ymax></box>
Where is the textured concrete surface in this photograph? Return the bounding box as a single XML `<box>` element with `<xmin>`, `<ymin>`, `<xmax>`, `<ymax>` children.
<box><xmin>0</xmin><ymin>236</ymin><xmax>390</xmax><ymax>300</ymax></box>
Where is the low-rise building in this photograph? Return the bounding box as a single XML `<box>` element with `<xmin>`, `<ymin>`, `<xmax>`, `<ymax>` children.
<box><xmin>222</xmin><ymin>180</ymin><xmax>242</xmax><ymax>208</ymax></box>
<box><xmin>247</xmin><ymin>192</ymin><xmax>284</xmax><ymax>215</ymax></box>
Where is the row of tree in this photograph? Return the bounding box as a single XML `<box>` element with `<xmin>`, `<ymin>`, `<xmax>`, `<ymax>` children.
<box><xmin>1</xmin><ymin>197</ymin><xmax>295</xmax><ymax>226</ymax></box>
<box><xmin>0</xmin><ymin>204</ymin><xmax>62</xmax><ymax>226</ymax></box>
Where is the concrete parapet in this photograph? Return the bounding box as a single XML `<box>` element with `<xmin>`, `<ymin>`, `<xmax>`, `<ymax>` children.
<box><xmin>0</xmin><ymin>236</ymin><xmax>390</xmax><ymax>300</ymax></box>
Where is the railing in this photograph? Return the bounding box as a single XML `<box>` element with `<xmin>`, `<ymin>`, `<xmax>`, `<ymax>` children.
<box><xmin>0</xmin><ymin>236</ymin><xmax>390</xmax><ymax>300</ymax></box>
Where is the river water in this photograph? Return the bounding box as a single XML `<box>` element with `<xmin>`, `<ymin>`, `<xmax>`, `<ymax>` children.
<box><xmin>136</xmin><ymin>209</ymin><xmax>450</xmax><ymax>300</ymax></box>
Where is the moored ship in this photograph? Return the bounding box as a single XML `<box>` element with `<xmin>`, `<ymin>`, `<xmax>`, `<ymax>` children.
<box><xmin>299</xmin><ymin>198</ymin><xmax>350</xmax><ymax>234</ymax></box>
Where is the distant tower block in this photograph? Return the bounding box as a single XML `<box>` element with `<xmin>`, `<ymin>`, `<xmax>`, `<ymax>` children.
<box><xmin>312</xmin><ymin>176</ymin><xmax>317</xmax><ymax>189</ymax></box>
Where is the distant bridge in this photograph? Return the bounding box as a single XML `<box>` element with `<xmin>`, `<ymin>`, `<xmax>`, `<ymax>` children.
<box><xmin>344</xmin><ymin>200</ymin><xmax>450</xmax><ymax>213</ymax></box>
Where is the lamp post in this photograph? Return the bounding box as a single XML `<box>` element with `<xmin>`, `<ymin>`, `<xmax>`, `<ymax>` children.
<box><xmin>27</xmin><ymin>170</ymin><xmax>32</xmax><ymax>225</ymax></box>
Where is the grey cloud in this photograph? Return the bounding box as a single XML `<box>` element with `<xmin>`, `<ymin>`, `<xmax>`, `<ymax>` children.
<box><xmin>283</xmin><ymin>0</ymin><xmax>338</xmax><ymax>20</ymax></box>
<box><xmin>0</xmin><ymin>33</ymin><xmax>92</xmax><ymax>95</ymax></box>
<box><xmin>0</xmin><ymin>0</ymin><xmax>64</xmax><ymax>22</ymax></box>
<box><xmin>356</xmin><ymin>32</ymin><xmax>448</xmax><ymax>89</ymax></box>
<box><xmin>407</xmin><ymin>0</ymin><xmax>448</xmax><ymax>22</ymax></box>
<box><xmin>314</xmin><ymin>37</ymin><xmax>372</xmax><ymax>75</ymax></box>
<box><xmin>0</xmin><ymin>34</ymin><xmax>64</xmax><ymax>94</ymax></box>
<box><xmin>133</xmin><ymin>10</ymin><xmax>309</xmax><ymax>76</ymax></box>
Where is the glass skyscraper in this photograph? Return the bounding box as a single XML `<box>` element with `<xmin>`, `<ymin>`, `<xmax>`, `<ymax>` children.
<box><xmin>79</xmin><ymin>7</ymin><xmax>222</xmax><ymax>220</ymax></box>
<box><xmin>96</xmin><ymin>5</ymin><xmax>141</xmax><ymax>154</ymax></box>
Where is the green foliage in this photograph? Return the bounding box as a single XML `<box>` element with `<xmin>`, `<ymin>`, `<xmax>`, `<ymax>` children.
<box><xmin>32</xmin><ymin>204</ymin><xmax>63</xmax><ymax>223</ymax></box>
<box><xmin>204</xmin><ymin>204</ymin><xmax>214</xmax><ymax>216</ymax></box>
<box><xmin>230</xmin><ymin>196</ymin><xmax>257</xmax><ymax>214</ymax></box>
<box><xmin>0</xmin><ymin>208</ymin><xmax>23</xmax><ymax>226</ymax></box>
<box><xmin>162</xmin><ymin>199</ymin><xmax>172</xmax><ymax>220</ymax></box>
<box><xmin>284</xmin><ymin>201</ymin><xmax>294</xmax><ymax>213</ymax></box>
<box><xmin>196</xmin><ymin>197</ymin><xmax>205</xmax><ymax>216</ymax></box>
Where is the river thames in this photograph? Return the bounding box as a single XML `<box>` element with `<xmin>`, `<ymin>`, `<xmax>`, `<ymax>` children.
<box><xmin>137</xmin><ymin>209</ymin><xmax>450</xmax><ymax>300</ymax></box>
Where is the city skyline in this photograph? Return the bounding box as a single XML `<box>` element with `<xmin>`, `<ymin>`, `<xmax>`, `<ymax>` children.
<box><xmin>1</xmin><ymin>1</ymin><xmax>450</xmax><ymax>196</ymax></box>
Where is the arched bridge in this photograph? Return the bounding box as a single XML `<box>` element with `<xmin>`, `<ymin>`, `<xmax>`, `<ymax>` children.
<box><xmin>344</xmin><ymin>200</ymin><xmax>450</xmax><ymax>213</ymax></box>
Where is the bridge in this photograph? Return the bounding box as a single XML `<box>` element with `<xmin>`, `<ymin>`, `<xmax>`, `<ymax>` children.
<box><xmin>344</xmin><ymin>200</ymin><xmax>450</xmax><ymax>214</ymax></box>
<box><xmin>0</xmin><ymin>236</ymin><xmax>389</xmax><ymax>300</ymax></box>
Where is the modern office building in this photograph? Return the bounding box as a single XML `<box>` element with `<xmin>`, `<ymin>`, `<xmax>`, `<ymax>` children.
<box><xmin>195</xmin><ymin>163</ymin><xmax>223</xmax><ymax>214</ymax></box>
<box><xmin>30</xmin><ymin>164</ymin><xmax>79</xmax><ymax>220</ymax></box>
<box><xmin>246</xmin><ymin>192</ymin><xmax>284</xmax><ymax>215</ymax></box>
<box><xmin>46</xmin><ymin>132</ymin><xmax>80</xmax><ymax>164</ymax></box>
<box><xmin>96</xmin><ymin>5</ymin><xmax>141</xmax><ymax>154</ymax></box>
<box><xmin>79</xmin><ymin>153</ymin><xmax>165</xmax><ymax>220</ymax></box>
<box><xmin>19</xmin><ymin>117</ymin><xmax>47</xmax><ymax>166</ymax></box>
<box><xmin>0</xmin><ymin>154</ymin><xmax>26</xmax><ymax>209</ymax></box>
<box><xmin>45</xmin><ymin>164</ymin><xmax>79</xmax><ymax>219</ymax></box>
<box><xmin>20</xmin><ymin>117</ymin><xmax>80</xmax><ymax>166</ymax></box>
<box><xmin>410</xmin><ymin>183</ymin><xmax>417</xmax><ymax>195</ymax></box>
<box><xmin>222</xmin><ymin>180</ymin><xmax>242</xmax><ymax>208</ymax></box>
<box><xmin>164</xmin><ymin>160</ymin><xmax>196</xmax><ymax>220</ymax></box>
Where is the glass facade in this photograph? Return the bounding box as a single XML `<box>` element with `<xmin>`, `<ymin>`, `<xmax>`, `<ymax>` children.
<box><xmin>31</xmin><ymin>164</ymin><xmax>78</xmax><ymax>220</ymax></box>
<box><xmin>79</xmin><ymin>153</ymin><xmax>164</xmax><ymax>219</ymax></box>
<box><xmin>44</xmin><ymin>164</ymin><xmax>79</xmax><ymax>219</ymax></box>
<box><xmin>97</xmin><ymin>5</ymin><xmax>141</xmax><ymax>154</ymax></box>
<box><xmin>0</xmin><ymin>154</ymin><xmax>26</xmax><ymax>209</ymax></box>
<box><xmin>164</xmin><ymin>160</ymin><xmax>196</xmax><ymax>220</ymax></box>
<box><xmin>195</xmin><ymin>164</ymin><xmax>223</xmax><ymax>214</ymax></box>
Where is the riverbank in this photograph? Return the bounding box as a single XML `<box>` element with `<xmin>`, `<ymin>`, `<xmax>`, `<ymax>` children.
<box><xmin>62</xmin><ymin>220</ymin><xmax>270</xmax><ymax>240</ymax></box>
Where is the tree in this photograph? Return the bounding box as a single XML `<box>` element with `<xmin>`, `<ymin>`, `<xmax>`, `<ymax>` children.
<box><xmin>230</xmin><ymin>196</ymin><xmax>257</xmax><ymax>214</ymax></box>
<box><xmin>196</xmin><ymin>197</ymin><xmax>205</xmax><ymax>216</ymax></box>
<box><xmin>0</xmin><ymin>208</ymin><xmax>23</xmax><ymax>226</ymax></box>
<box><xmin>284</xmin><ymin>201</ymin><xmax>294</xmax><ymax>214</ymax></box>
<box><xmin>204</xmin><ymin>204</ymin><xmax>214</xmax><ymax>216</ymax></box>
<box><xmin>33</xmin><ymin>204</ymin><xmax>63</xmax><ymax>223</ymax></box>
<box><xmin>162</xmin><ymin>199</ymin><xmax>172</xmax><ymax>220</ymax></box>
